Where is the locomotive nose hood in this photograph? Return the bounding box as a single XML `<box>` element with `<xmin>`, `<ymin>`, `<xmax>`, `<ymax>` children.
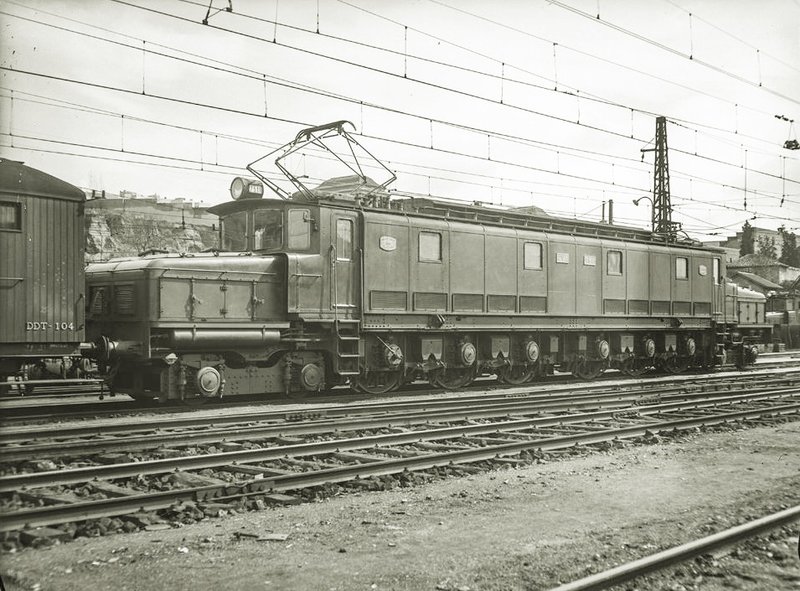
<box><xmin>86</xmin><ymin>252</ymin><xmax>287</xmax><ymax>328</ymax></box>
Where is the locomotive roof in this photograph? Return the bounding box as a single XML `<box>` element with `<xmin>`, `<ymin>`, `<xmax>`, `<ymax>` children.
<box><xmin>0</xmin><ymin>159</ymin><xmax>85</xmax><ymax>202</ymax></box>
<box><xmin>208</xmin><ymin>191</ymin><xmax>722</xmax><ymax>252</ymax></box>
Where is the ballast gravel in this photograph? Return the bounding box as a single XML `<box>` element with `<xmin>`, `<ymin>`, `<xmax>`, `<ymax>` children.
<box><xmin>1</xmin><ymin>420</ymin><xmax>798</xmax><ymax>591</ymax></box>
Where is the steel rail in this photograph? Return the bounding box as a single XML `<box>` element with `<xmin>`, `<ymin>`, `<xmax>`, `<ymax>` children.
<box><xmin>548</xmin><ymin>505</ymin><xmax>800</xmax><ymax>591</ymax></box>
<box><xmin>3</xmin><ymin>370</ymin><xmax>799</xmax><ymax>444</ymax></box>
<box><xmin>2</xmin><ymin>363</ymin><xmax>797</xmax><ymax>426</ymax></box>
<box><xmin>4</xmin><ymin>390</ymin><xmax>788</xmax><ymax>490</ymax></box>
<box><xmin>1</xmin><ymin>401</ymin><xmax>798</xmax><ymax>532</ymax></box>
<box><xmin>2</xmin><ymin>385</ymin><xmax>798</xmax><ymax>463</ymax></box>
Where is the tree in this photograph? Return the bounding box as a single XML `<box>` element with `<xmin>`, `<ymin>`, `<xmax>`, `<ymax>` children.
<box><xmin>740</xmin><ymin>220</ymin><xmax>754</xmax><ymax>256</ymax></box>
<box><xmin>778</xmin><ymin>226</ymin><xmax>800</xmax><ymax>267</ymax></box>
<box><xmin>756</xmin><ymin>236</ymin><xmax>777</xmax><ymax>260</ymax></box>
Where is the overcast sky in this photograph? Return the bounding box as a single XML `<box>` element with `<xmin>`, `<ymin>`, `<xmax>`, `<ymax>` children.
<box><xmin>1</xmin><ymin>0</ymin><xmax>798</xmax><ymax>240</ymax></box>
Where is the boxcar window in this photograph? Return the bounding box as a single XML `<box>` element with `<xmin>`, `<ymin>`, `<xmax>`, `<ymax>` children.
<box><xmin>607</xmin><ymin>250</ymin><xmax>622</xmax><ymax>275</ymax></box>
<box><xmin>713</xmin><ymin>258</ymin><xmax>721</xmax><ymax>284</ymax></box>
<box><xmin>336</xmin><ymin>219</ymin><xmax>353</xmax><ymax>261</ymax></box>
<box><xmin>253</xmin><ymin>209</ymin><xmax>283</xmax><ymax>250</ymax></box>
<box><xmin>419</xmin><ymin>231</ymin><xmax>442</xmax><ymax>262</ymax></box>
<box><xmin>222</xmin><ymin>211</ymin><xmax>248</xmax><ymax>251</ymax></box>
<box><xmin>0</xmin><ymin>202</ymin><xmax>21</xmax><ymax>230</ymax></box>
<box><xmin>523</xmin><ymin>242</ymin><xmax>543</xmax><ymax>270</ymax></box>
<box><xmin>676</xmin><ymin>257</ymin><xmax>689</xmax><ymax>280</ymax></box>
<box><xmin>287</xmin><ymin>209</ymin><xmax>310</xmax><ymax>250</ymax></box>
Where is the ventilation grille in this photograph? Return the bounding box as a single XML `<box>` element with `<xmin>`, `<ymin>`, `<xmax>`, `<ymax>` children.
<box><xmin>414</xmin><ymin>292</ymin><xmax>447</xmax><ymax>311</ymax></box>
<box><xmin>603</xmin><ymin>299</ymin><xmax>626</xmax><ymax>314</ymax></box>
<box><xmin>673</xmin><ymin>301</ymin><xmax>691</xmax><ymax>315</ymax></box>
<box><xmin>629</xmin><ymin>300</ymin><xmax>649</xmax><ymax>314</ymax></box>
<box><xmin>519</xmin><ymin>296</ymin><xmax>547</xmax><ymax>313</ymax></box>
<box><xmin>652</xmin><ymin>301</ymin><xmax>671</xmax><ymax>315</ymax></box>
<box><xmin>370</xmin><ymin>290</ymin><xmax>407</xmax><ymax>311</ymax></box>
<box><xmin>452</xmin><ymin>293</ymin><xmax>484</xmax><ymax>312</ymax></box>
<box><xmin>114</xmin><ymin>285</ymin><xmax>135</xmax><ymax>315</ymax></box>
<box><xmin>694</xmin><ymin>302</ymin><xmax>711</xmax><ymax>316</ymax></box>
<box><xmin>89</xmin><ymin>286</ymin><xmax>107</xmax><ymax>316</ymax></box>
<box><xmin>487</xmin><ymin>295</ymin><xmax>516</xmax><ymax>312</ymax></box>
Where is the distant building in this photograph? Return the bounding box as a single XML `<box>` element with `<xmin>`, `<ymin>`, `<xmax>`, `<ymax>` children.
<box><xmin>728</xmin><ymin>254</ymin><xmax>800</xmax><ymax>286</ymax></box>
<box><xmin>727</xmin><ymin>270</ymin><xmax>783</xmax><ymax>295</ymax></box>
<box><xmin>709</xmin><ymin>227</ymin><xmax>784</xmax><ymax>260</ymax></box>
<box><xmin>83</xmin><ymin>189</ymin><xmax>217</xmax><ymax>228</ymax></box>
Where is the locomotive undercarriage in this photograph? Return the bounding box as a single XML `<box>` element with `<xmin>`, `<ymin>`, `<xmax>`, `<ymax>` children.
<box><xmin>94</xmin><ymin>320</ymin><xmax>754</xmax><ymax>402</ymax></box>
<box><xmin>350</xmin><ymin>327</ymin><xmax>714</xmax><ymax>394</ymax></box>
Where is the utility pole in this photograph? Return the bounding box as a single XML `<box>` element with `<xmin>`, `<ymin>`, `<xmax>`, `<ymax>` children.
<box><xmin>641</xmin><ymin>116</ymin><xmax>680</xmax><ymax>239</ymax></box>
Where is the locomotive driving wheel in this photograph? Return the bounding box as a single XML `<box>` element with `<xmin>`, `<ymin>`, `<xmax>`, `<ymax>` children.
<box><xmin>353</xmin><ymin>370</ymin><xmax>403</xmax><ymax>395</ymax></box>
<box><xmin>430</xmin><ymin>366</ymin><xmax>476</xmax><ymax>389</ymax></box>
<box><xmin>659</xmin><ymin>356</ymin><xmax>690</xmax><ymax>375</ymax></box>
<box><xmin>618</xmin><ymin>357</ymin><xmax>651</xmax><ymax>378</ymax></box>
<box><xmin>571</xmin><ymin>358</ymin><xmax>606</xmax><ymax>380</ymax></box>
<box><xmin>497</xmin><ymin>364</ymin><xmax>537</xmax><ymax>385</ymax></box>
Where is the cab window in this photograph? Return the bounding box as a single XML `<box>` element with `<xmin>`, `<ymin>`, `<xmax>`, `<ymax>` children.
<box><xmin>676</xmin><ymin>257</ymin><xmax>689</xmax><ymax>280</ymax></box>
<box><xmin>523</xmin><ymin>242</ymin><xmax>542</xmax><ymax>270</ymax></box>
<box><xmin>287</xmin><ymin>209</ymin><xmax>310</xmax><ymax>250</ymax></box>
<box><xmin>419</xmin><ymin>231</ymin><xmax>441</xmax><ymax>262</ymax></box>
<box><xmin>222</xmin><ymin>211</ymin><xmax>247</xmax><ymax>251</ymax></box>
<box><xmin>607</xmin><ymin>250</ymin><xmax>622</xmax><ymax>275</ymax></box>
<box><xmin>254</xmin><ymin>209</ymin><xmax>283</xmax><ymax>250</ymax></box>
<box><xmin>336</xmin><ymin>219</ymin><xmax>353</xmax><ymax>260</ymax></box>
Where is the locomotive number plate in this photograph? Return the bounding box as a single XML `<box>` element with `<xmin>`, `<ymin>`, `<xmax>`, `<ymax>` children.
<box><xmin>26</xmin><ymin>321</ymin><xmax>75</xmax><ymax>331</ymax></box>
<box><xmin>379</xmin><ymin>236</ymin><xmax>397</xmax><ymax>251</ymax></box>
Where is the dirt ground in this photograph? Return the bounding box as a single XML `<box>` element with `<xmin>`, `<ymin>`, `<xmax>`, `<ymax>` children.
<box><xmin>1</xmin><ymin>419</ymin><xmax>799</xmax><ymax>591</ymax></box>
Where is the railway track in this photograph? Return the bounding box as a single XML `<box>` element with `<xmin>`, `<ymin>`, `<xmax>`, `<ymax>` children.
<box><xmin>550</xmin><ymin>505</ymin><xmax>800</xmax><ymax>591</ymax></box>
<box><xmin>2</xmin><ymin>372</ymin><xmax>800</xmax><ymax>462</ymax></box>
<box><xmin>1</xmin><ymin>353</ymin><xmax>798</xmax><ymax>423</ymax></box>
<box><xmin>1</xmin><ymin>372</ymin><xmax>798</xmax><ymax>539</ymax></box>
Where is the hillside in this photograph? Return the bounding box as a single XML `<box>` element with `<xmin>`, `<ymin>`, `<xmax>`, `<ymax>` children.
<box><xmin>85</xmin><ymin>209</ymin><xmax>218</xmax><ymax>262</ymax></box>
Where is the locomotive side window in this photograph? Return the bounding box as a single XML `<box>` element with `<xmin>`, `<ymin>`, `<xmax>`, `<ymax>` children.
<box><xmin>287</xmin><ymin>209</ymin><xmax>310</xmax><ymax>250</ymax></box>
<box><xmin>0</xmin><ymin>202</ymin><xmax>21</xmax><ymax>230</ymax></box>
<box><xmin>336</xmin><ymin>219</ymin><xmax>353</xmax><ymax>261</ymax></box>
<box><xmin>676</xmin><ymin>257</ymin><xmax>689</xmax><ymax>280</ymax></box>
<box><xmin>607</xmin><ymin>250</ymin><xmax>622</xmax><ymax>275</ymax></box>
<box><xmin>222</xmin><ymin>211</ymin><xmax>248</xmax><ymax>251</ymax></box>
<box><xmin>419</xmin><ymin>231</ymin><xmax>442</xmax><ymax>262</ymax></box>
<box><xmin>713</xmin><ymin>258</ymin><xmax>721</xmax><ymax>284</ymax></box>
<box><xmin>523</xmin><ymin>242</ymin><xmax>543</xmax><ymax>270</ymax></box>
<box><xmin>254</xmin><ymin>209</ymin><xmax>283</xmax><ymax>250</ymax></box>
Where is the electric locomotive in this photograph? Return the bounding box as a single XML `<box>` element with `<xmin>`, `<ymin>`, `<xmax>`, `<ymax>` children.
<box><xmin>85</xmin><ymin>122</ymin><xmax>757</xmax><ymax>403</ymax></box>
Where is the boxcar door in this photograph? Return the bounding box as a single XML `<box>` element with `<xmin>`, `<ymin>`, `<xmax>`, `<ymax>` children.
<box><xmin>331</xmin><ymin>213</ymin><xmax>360</xmax><ymax>314</ymax></box>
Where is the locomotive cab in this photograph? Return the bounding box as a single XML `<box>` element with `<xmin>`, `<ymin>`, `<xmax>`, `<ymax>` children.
<box><xmin>211</xmin><ymin>198</ymin><xmax>320</xmax><ymax>255</ymax></box>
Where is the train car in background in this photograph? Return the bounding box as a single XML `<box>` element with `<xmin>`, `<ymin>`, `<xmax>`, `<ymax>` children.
<box><xmin>730</xmin><ymin>285</ymin><xmax>770</xmax><ymax>351</ymax></box>
<box><xmin>0</xmin><ymin>159</ymin><xmax>89</xmax><ymax>392</ymax></box>
<box><xmin>766</xmin><ymin>289</ymin><xmax>800</xmax><ymax>350</ymax></box>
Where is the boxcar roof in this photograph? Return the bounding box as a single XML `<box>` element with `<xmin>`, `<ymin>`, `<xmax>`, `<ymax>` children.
<box><xmin>0</xmin><ymin>159</ymin><xmax>85</xmax><ymax>202</ymax></box>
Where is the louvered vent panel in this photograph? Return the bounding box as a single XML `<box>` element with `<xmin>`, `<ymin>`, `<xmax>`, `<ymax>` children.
<box><xmin>673</xmin><ymin>301</ymin><xmax>691</xmax><ymax>315</ymax></box>
<box><xmin>452</xmin><ymin>293</ymin><xmax>484</xmax><ymax>312</ymax></box>
<box><xmin>487</xmin><ymin>295</ymin><xmax>516</xmax><ymax>312</ymax></box>
<box><xmin>519</xmin><ymin>296</ymin><xmax>547</xmax><ymax>313</ymax></box>
<box><xmin>694</xmin><ymin>302</ymin><xmax>711</xmax><ymax>316</ymax></box>
<box><xmin>652</xmin><ymin>301</ymin><xmax>671</xmax><ymax>315</ymax></box>
<box><xmin>603</xmin><ymin>299</ymin><xmax>626</xmax><ymax>314</ymax></box>
<box><xmin>114</xmin><ymin>285</ymin><xmax>135</xmax><ymax>315</ymax></box>
<box><xmin>370</xmin><ymin>290</ymin><xmax>407</xmax><ymax>310</ymax></box>
<box><xmin>629</xmin><ymin>300</ymin><xmax>649</xmax><ymax>314</ymax></box>
<box><xmin>413</xmin><ymin>292</ymin><xmax>447</xmax><ymax>311</ymax></box>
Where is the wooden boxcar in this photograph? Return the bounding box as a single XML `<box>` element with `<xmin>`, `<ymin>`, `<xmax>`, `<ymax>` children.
<box><xmin>0</xmin><ymin>159</ymin><xmax>86</xmax><ymax>384</ymax></box>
